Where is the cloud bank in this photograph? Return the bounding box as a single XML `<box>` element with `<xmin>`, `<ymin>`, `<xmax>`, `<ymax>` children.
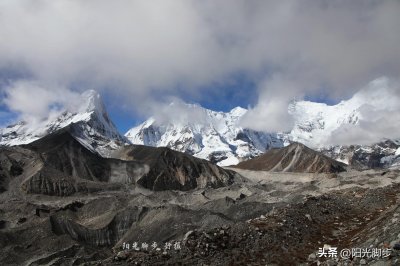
<box><xmin>328</xmin><ymin>78</ymin><xmax>400</xmax><ymax>146</ymax></box>
<box><xmin>2</xmin><ymin>80</ymin><xmax>83</xmax><ymax>124</ymax></box>
<box><xmin>0</xmin><ymin>0</ymin><xmax>399</xmax><ymax>145</ymax></box>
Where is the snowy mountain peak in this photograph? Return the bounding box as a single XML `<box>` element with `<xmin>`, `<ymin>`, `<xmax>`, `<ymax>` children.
<box><xmin>0</xmin><ymin>89</ymin><xmax>129</xmax><ymax>157</ymax></box>
<box><xmin>81</xmin><ymin>89</ymin><xmax>105</xmax><ymax>113</ymax></box>
<box><xmin>287</xmin><ymin>77</ymin><xmax>400</xmax><ymax>148</ymax></box>
<box><xmin>125</xmin><ymin>105</ymin><xmax>284</xmax><ymax>166</ymax></box>
<box><xmin>125</xmin><ymin>77</ymin><xmax>400</xmax><ymax>167</ymax></box>
<box><xmin>229</xmin><ymin>106</ymin><xmax>247</xmax><ymax>117</ymax></box>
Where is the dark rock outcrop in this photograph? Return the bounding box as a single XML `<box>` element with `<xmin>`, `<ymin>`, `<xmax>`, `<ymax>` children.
<box><xmin>19</xmin><ymin>127</ymin><xmax>236</xmax><ymax>194</ymax></box>
<box><xmin>25</xmin><ymin>128</ymin><xmax>112</xmax><ymax>182</ymax></box>
<box><xmin>0</xmin><ymin>146</ymin><xmax>34</xmax><ymax>193</ymax></box>
<box><xmin>125</xmin><ymin>145</ymin><xmax>236</xmax><ymax>191</ymax></box>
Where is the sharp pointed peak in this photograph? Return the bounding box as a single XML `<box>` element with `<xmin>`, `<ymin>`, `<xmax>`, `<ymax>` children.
<box><xmin>81</xmin><ymin>89</ymin><xmax>99</xmax><ymax>97</ymax></box>
<box><xmin>80</xmin><ymin>89</ymin><xmax>105</xmax><ymax>113</ymax></box>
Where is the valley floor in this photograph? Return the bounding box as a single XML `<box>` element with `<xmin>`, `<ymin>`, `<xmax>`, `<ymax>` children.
<box><xmin>1</xmin><ymin>167</ymin><xmax>400</xmax><ymax>265</ymax></box>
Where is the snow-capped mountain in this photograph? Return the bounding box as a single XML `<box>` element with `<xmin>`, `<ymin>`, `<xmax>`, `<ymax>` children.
<box><xmin>126</xmin><ymin>78</ymin><xmax>400</xmax><ymax>169</ymax></box>
<box><xmin>2</xmin><ymin>78</ymin><xmax>397</xmax><ymax>169</ymax></box>
<box><xmin>321</xmin><ymin>139</ymin><xmax>400</xmax><ymax>170</ymax></box>
<box><xmin>123</xmin><ymin>90</ymin><xmax>368</xmax><ymax>167</ymax></box>
<box><xmin>288</xmin><ymin>78</ymin><xmax>398</xmax><ymax>148</ymax></box>
<box><xmin>125</xmin><ymin>104</ymin><xmax>284</xmax><ymax>166</ymax></box>
<box><xmin>288</xmin><ymin>78</ymin><xmax>400</xmax><ymax>168</ymax></box>
<box><xmin>0</xmin><ymin>90</ymin><xmax>129</xmax><ymax>157</ymax></box>
<box><xmin>288</xmin><ymin>100</ymin><xmax>360</xmax><ymax>148</ymax></box>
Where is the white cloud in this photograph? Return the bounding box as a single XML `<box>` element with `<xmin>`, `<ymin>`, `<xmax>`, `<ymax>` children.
<box><xmin>0</xmin><ymin>0</ymin><xmax>399</xmax><ymax>142</ymax></box>
<box><xmin>2</xmin><ymin>80</ymin><xmax>81</xmax><ymax>124</ymax></box>
<box><xmin>150</xmin><ymin>99</ymin><xmax>209</xmax><ymax>126</ymax></box>
<box><xmin>328</xmin><ymin>78</ymin><xmax>400</xmax><ymax>145</ymax></box>
<box><xmin>240</xmin><ymin>76</ymin><xmax>298</xmax><ymax>132</ymax></box>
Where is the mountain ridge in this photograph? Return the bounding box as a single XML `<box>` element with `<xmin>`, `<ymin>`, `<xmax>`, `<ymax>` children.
<box><xmin>0</xmin><ymin>90</ymin><xmax>129</xmax><ymax>157</ymax></box>
<box><xmin>125</xmin><ymin>104</ymin><xmax>285</xmax><ymax>166</ymax></box>
<box><xmin>19</xmin><ymin>126</ymin><xmax>237</xmax><ymax>193</ymax></box>
<box><xmin>125</xmin><ymin>78</ymin><xmax>400</xmax><ymax>169</ymax></box>
<box><xmin>2</xmin><ymin>81</ymin><xmax>399</xmax><ymax>170</ymax></box>
<box><xmin>234</xmin><ymin>142</ymin><xmax>347</xmax><ymax>173</ymax></box>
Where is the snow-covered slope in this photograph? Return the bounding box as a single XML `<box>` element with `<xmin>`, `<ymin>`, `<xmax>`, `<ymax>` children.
<box><xmin>288</xmin><ymin>78</ymin><xmax>397</xmax><ymax>148</ymax></box>
<box><xmin>124</xmin><ymin>91</ymin><xmax>368</xmax><ymax>167</ymax></box>
<box><xmin>288</xmin><ymin>78</ymin><xmax>400</xmax><ymax>168</ymax></box>
<box><xmin>126</xmin><ymin>78</ymin><xmax>400</xmax><ymax>169</ymax></box>
<box><xmin>321</xmin><ymin>139</ymin><xmax>400</xmax><ymax>170</ymax></box>
<box><xmin>125</xmin><ymin>104</ymin><xmax>284</xmax><ymax>166</ymax></box>
<box><xmin>0</xmin><ymin>90</ymin><xmax>129</xmax><ymax>157</ymax></box>
<box><xmin>288</xmin><ymin>99</ymin><xmax>360</xmax><ymax>148</ymax></box>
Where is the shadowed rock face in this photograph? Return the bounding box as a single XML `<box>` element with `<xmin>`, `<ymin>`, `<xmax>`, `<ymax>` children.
<box><xmin>0</xmin><ymin>147</ymin><xmax>33</xmax><ymax>193</ymax></box>
<box><xmin>120</xmin><ymin>145</ymin><xmax>236</xmax><ymax>191</ymax></box>
<box><xmin>25</xmin><ymin>128</ymin><xmax>113</xmax><ymax>182</ymax></box>
<box><xmin>16</xmin><ymin>129</ymin><xmax>132</xmax><ymax>196</ymax></box>
<box><xmin>20</xmin><ymin>127</ymin><xmax>236</xmax><ymax>194</ymax></box>
<box><xmin>235</xmin><ymin>142</ymin><xmax>347</xmax><ymax>173</ymax></box>
<box><xmin>50</xmin><ymin>206</ymin><xmax>145</xmax><ymax>246</ymax></box>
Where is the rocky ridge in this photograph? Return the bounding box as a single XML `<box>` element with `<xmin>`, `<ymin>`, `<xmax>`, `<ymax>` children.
<box><xmin>235</xmin><ymin>142</ymin><xmax>347</xmax><ymax>173</ymax></box>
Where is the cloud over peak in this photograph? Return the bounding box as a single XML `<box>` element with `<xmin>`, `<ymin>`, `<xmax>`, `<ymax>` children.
<box><xmin>0</xmin><ymin>0</ymin><xmax>399</xmax><ymax>144</ymax></box>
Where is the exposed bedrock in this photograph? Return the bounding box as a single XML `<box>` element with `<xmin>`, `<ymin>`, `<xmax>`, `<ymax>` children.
<box><xmin>20</xmin><ymin>129</ymin><xmax>237</xmax><ymax>193</ymax></box>
<box><xmin>23</xmin><ymin>170</ymin><xmax>76</xmax><ymax>196</ymax></box>
<box><xmin>0</xmin><ymin>146</ymin><xmax>35</xmax><ymax>193</ymax></box>
<box><xmin>235</xmin><ymin>142</ymin><xmax>347</xmax><ymax>173</ymax></box>
<box><xmin>127</xmin><ymin>146</ymin><xmax>236</xmax><ymax>191</ymax></box>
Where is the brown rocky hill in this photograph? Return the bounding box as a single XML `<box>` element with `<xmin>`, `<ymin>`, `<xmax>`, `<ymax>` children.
<box><xmin>120</xmin><ymin>145</ymin><xmax>237</xmax><ymax>191</ymax></box>
<box><xmin>235</xmin><ymin>142</ymin><xmax>347</xmax><ymax>173</ymax></box>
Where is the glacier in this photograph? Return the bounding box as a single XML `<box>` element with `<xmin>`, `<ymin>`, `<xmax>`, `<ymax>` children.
<box><xmin>125</xmin><ymin>103</ymin><xmax>285</xmax><ymax>166</ymax></box>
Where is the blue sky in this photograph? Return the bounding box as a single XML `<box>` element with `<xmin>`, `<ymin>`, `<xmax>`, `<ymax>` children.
<box><xmin>0</xmin><ymin>72</ymin><xmax>307</xmax><ymax>133</ymax></box>
<box><xmin>0</xmin><ymin>72</ymin><xmax>357</xmax><ymax>133</ymax></box>
<box><xmin>99</xmin><ymin>72</ymin><xmax>261</xmax><ymax>133</ymax></box>
<box><xmin>0</xmin><ymin>72</ymin><xmax>259</xmax><ymax>132</ymax></box>
<box><xmin>0</xmin><ymin>1</ymin><xmax>398</xmax><ymax>137</ymax></box>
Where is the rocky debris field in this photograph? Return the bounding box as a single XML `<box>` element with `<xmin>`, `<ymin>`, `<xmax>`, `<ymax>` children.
<box><xmin>90</xmin><ymin>183</ymin><xmax>400</xmax><ymax>265</ymax></box>
<box><xmin>1</xmin><ymin>134</ymin><xmax>400</xmax><ymax>265</ymax></box>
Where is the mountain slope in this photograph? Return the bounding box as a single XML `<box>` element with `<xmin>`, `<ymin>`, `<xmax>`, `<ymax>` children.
<box><xmin>117</xmin><ymin>145</ymin><xmax>237</xmax><ymax>191</ymax></box>
<box><xmin>0</xmin><ymin>90</ymin><xmax>129</xmax><ymax>157</ymax></box>
<box><xmin>19</xmin><ymin>128</ymin><xmax>236</xmax><ymax>194</ymax></box>
<box><xmin>288</xmin><ymin>99</ymin><xmax>360</xmax><ymax>148</ymax></box>
<box><xmin>321</xmin><ymin>139</ymin><xmax>400</xmax><ymax>170</ymax></box>
<box><xmin>288</xmin><ymin>78</ymin><xmax>400</xmax><ymax>169</ymax></box>
<box><xmin>288</xmin><ymin>77</ymin><xmax>397</xmax><ymax>148</ymax></box>
<box><xmin>125</xmin><ymin>104</ymin><xmax>284</xmax><ymax>166</ymax></box>
<box><xmin>235</xmin><ymin>142</ymin><xmax>347</xmax><ymax>173</ymax></box>
<box><xmin>125</xmin><ymin>78</ymin><xmax>400</xmax><ymax>169</ymax></box>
